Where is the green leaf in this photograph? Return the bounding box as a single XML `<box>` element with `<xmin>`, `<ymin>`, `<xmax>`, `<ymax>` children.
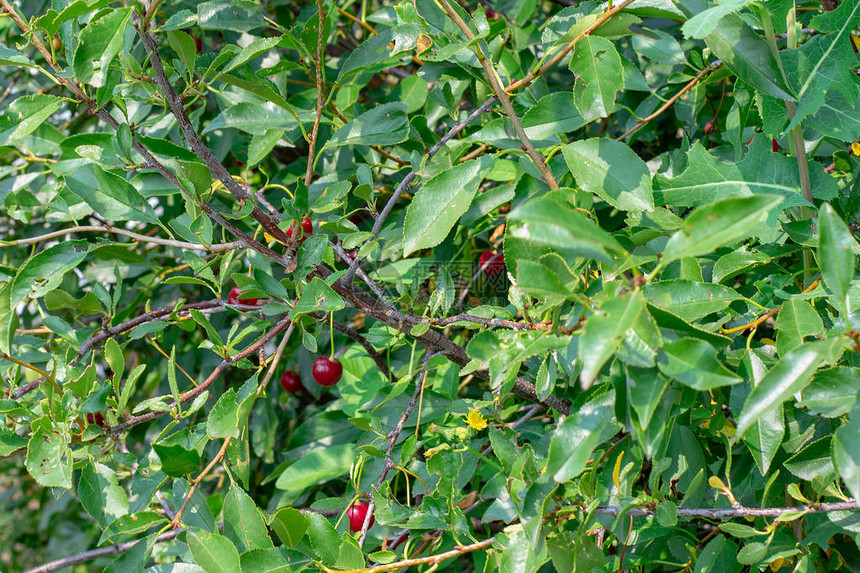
<box><xmin>338</xmin><ymin>26</ymin><xmax>420</xmax><ymax>82</ymax></box>
<box><xmin>579</xmin><ymin>292</ymin><xmax>644</xmax><ymax>389</ymax></box>
<box><xmin>73</xmin><ymin>8</ymin><xmax>133</xmax><ymax>85</ymax></box>
<box><xmin>104</xmin><ymin>533</ymin><xmax>157</xmax><ymax>573</ymax></box>
<box><xmin>322</xmin><ymin>103</ymin><xmax>409</xmax><ymax>151</ymax></box>
<box><xmin>817</xmin><ymin>203</ymin><xmax>856</xmax><ymax>307</ymax></box>
<box><xmin>662</xmin><ymin>195</ymin><xmax>783</xmax><ymax>264</ymax></box>
<box><xmin>11</xmin><ymin>240</ymin><xmax>92</xmax><ymax>306</ymax></box>
<box><xmin>657</xmin><ymin>338</ymin><xmax>742</xmax><ymax>391</ymax></box>
<box><xmin>643</xmin><ymin>280</ymin><xmax>742</xmax><ymax>322</ymax></box>
<box><xmin>188</xmin><ymin>528</ymin><xmax>242</xmax><ymax>573</ymax></box>
<box><xmin>268</xmin><ymin>507</ymin><xmax>308</xmax><ymax>549</ymax></box>
<box><xmin>274</xmin><ymin>444</ymin><xmax>355</xmax><ymax>491</ymax></box>
<box><xmin>800</xmin><ymin>367</ymin><xmax>860</xmax><ymax>418</ymax></box>
<box><xmin>703</xmin><ymin>13</ymin><xmax>793</xmax><ymax>100</ymax></box>
<box><xmin>25</xmin><ymin>428</ymin><xmax>72</xmax><ymax>489</ymax></box>
<box><xmin>681</xmin><ymin>0</ymin><xmax>754</xmax><ymax>39</ymax></box>
<box><xmin>64</xmin><ymin>163</ymin><xmax>159</xmax><ymax>225</ymax></box>
<box><xmin>833</xmin><ymin>408</ymin><xmax>860</xmax><ymax>501</ymax></box>
<box><xmin>223</xmin><ymin>484</ymin><xmax>273</xmax><ymax>552</ymax></box>
<box><xmin>654</xmin><ymin>138</ymin><xmax>837</xmax><ymax>207</ymax></box>
<box><xmin>197</xmin><ymin>0</ymin><xmax>264</xmax><ymax>32</ymax></box>
<box><xmin>167</xmin><ymin>30</ymin><xmax>198</xmax><ymax>75</ymax></box>
<box><xmin>782</xmin><ymin>5</ymin><xmax>860</xmax><ymax>132</ymax></box>
<box><xmin>78</xmin><ymin>461</ymin><xmax>129</xmax><ymax>528</ymax></box>
<box><xmin>736</xmin><ymin>340</ymin><xmax>839</xmax><ymax>437</ymax></box>
<box><xmin>694</xmin><ymin>535</ymin><xmax>741</xmax><ymax>573</ymax></box>
<box><xmin>290</xmin><ymin>277</ymin><xmax>345</xmax><ymax>317</ymax></box>
<box><xmin>0</xmin><ymin>94</ymin><xmax>64</xmax><ymax>145</ymax></box>
<box><xmin>202</xmin><ymin>102</ymin><xmax>299</xmax><ymax>136</ymax></box>
<box><xmin>505</xmin><ymin>194</ymin><xmax>626</xmax><ymax>269</ymax></box>
<box><xmin>547</xmin><ymin>387</ymin><xmax>619</xmax><ymax>482</ymax></box>
<box><xmin>569</xmin><ymin>36</ymin><xmax>624</xmax><ymax>121</ymax></box>
<box><xmin>403</xmin><ymin>158</ymin><xmax>490</xmax><ymax>255</ymax></box>
<box><xmin>774</xmin><ymin>299</ymin><xmax>824</xmax><ymax>356</ymax></box>
<box><xmin>306</xmin><ymin>512</ymin><xmax>341</xmax><ymax>566</ymax></box>
<box><xmin>562</xmin><ymin>138</ymin><xmax>654</xmax><ymax>212</ymax></box>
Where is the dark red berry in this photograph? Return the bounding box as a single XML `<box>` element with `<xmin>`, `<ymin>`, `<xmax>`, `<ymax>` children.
<box><xmin>87</xmin><ymin>412</ymin><xmax>107</xmax><ymax>428</ymax></box>
<box><xmin>486</xmin><ymin>8</ymin><xmax>497</xmax><ymax>19</ymax></box>
<box><xmin>280</xmin><ymin>371</ymin><xmax>303</xmax><ymax>394</ymax></box>
<box><xmin>704</xmin><ymin>121</ymin><xmax>715</xmax><ymax>135</ymax></box>
<box><xmin>479</xmin><ymin>250</ymin><xmax>505</xmax><ymax>276</ymax></box>
<box><xmin>227</xmin><ymin>286</ymin><xmax>258</xmax><ymax>306</ymax></box>
<box><xmin>312</xmin><ymin>356</ymin><xmax>343</xmax><ymax>387</ymax></box>
<box><xmin>194</xmin><ymin>35</ymin><xmax>202</xmax><ymax>54</ymax></box>
<box><xmin>286</xmin><ymin>217</ymin><xmax>313</xmax><ymax>241</ymax></box>
<box><xmin>347</xmin><ymin>500</ymin><xmax>374</xmax><ymax>533</ymax></box>
<box><xmin>772</xmin><ymin>138</ymin><xmax>779</xmax><ymax>152</ymax></box>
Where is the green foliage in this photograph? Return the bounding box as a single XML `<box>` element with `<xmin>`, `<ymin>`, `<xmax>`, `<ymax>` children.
<box><xmin>1</xmin><ymin>0</ymin><xmax>859</xmax><ymax>571</ymax></box>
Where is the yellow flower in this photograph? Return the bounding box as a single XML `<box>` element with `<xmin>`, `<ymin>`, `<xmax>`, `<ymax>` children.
<box><xmin>852</xmin><ymin>142</ymin><xmax>860</xmax><ymax>156</ymax></box>
<box><xmin>465</xmin><ymin>408</ymin><xmax>488</xmax><ymax>431</ymax></box>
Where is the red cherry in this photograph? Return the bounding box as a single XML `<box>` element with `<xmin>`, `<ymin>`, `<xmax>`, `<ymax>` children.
<box><xmin>87</xmin><ymin>412</ymin><xmax>107</xmax><ymax>428</ymax></box>
<box><xmin>703</xmin><ymin>121</ymin><xmax>715</xmax><ymax>135</ymax></box>
<box><xmin>286</xmin><ymin>217</ymin><xmax>313</xmax><ymax>241</ymax></box>
<box><xmin>479</xmin><ymin>250</ymin><xmax>505</xmax><ymax>276</ymax></box>
<box><xmin>312</xmin><ymin>356</ymin><xmax>343</xmax><ymax>387</ymax></box>
<box><xmin>193</xmin><ymin>35</ymin><xmax>202</xmax><ymax>54</ymax></box>
<box><xmin>347</xmin><ymin>500</ymin><xmax>374</xmax><ymax>533</ymax></box>
<box><xmin>485</xmin><ymin>8</ymin><xmax>498</xmax><ymax>19</ymax></box>
<box><xmin>279</xmin><ymin>371</ymin><xmax>303</xmax><ymax>394</ymax></box>
<box><xmin>772</xmin><ymin>138</ymin><xmax>779</xmax><ymax>152</ymax></box>
<box><xmin>227</xmin><ymin>286</ymin><xmax>258</xmax><ymax>306</ymax></box>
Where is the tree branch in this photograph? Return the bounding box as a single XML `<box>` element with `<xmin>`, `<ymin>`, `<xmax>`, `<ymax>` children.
<box><xmin>135</xmin><ymin>21</ymin><xmax>298</xmax><ymax>267</ymax></box>
<box><xmin>109</xmin><ymin>314</ymin><xmax>292</xmax><ymax>434</ymax></box>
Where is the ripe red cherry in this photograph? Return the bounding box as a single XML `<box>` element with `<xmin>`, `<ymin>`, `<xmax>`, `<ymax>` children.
<box><xmin>772</xmin><ymin>138</ymin><xmax>779</xmax><ymax>152</ymax></box>
<box><xmin>347</xmin><ymin>500</ymin><xmax>374</xmax><ymax>533</ymax></box>
<box><xmin>479</xmin><ymin>250</ymin><xmax>505</xmax><ymax>276</ymax></box>
<box><xmin>312</xmin><ymin>356</ymin><xmax>343</xmax><ymax>387</ymax></box>
<box><xmin>703</xmin><ymin>121</ymin><xmax>715</xmax><ymax>135</ymax></box>
<box><xmin>279</xmin><ymin>371</ymin><xmax>303</xmax><ymax>394</ymax></box>
<box><xmin>227</xmin><ymin>286</ymin><xmax>258</xmax><ymax>306</ymax></box>
<box><xmin>286</xmin><ymin>217</ymin><xmax>313</xmax><ymax>241</ymax></box>
<box><xmin>87</xmin><ymin>412</ymin><xmax>107</xmax><ymax>428</ymax></box>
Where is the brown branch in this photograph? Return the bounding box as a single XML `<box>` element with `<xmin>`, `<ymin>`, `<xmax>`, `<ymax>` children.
<box><xmin>134</xmin><ymin>22</ymin><xmax>298</xmax><ymax>267</ymax></box>
<box><xmin>583</xmin><ymin>499</ymin><xmax>859</xmax><ymax>519</ymax></box>
<box><xmin>616</xmin><ymin>61</ymin><xmax>724</xmax><ymax>140</ymax></box>
<box><xmin>436</xmin><ymin>0</ymin><xmax>558</xmax><ymax>189</ymax></box>
<box><xmin>304</xmin><ymin>0</ymin><xmax>326</xmax><ymax>187</ymax></box>
<box><xmin>109</xmin><ymin>314</ymin><xmax>292</xmax><ymax>434</ymax></box>
<box><xmin>22</xmin><ymin>529</ymin><xmax>183</xmax><ymax>573</ymax></box>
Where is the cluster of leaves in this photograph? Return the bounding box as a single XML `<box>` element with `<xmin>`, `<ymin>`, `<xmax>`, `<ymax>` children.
<box><xmin>1</xmin><ymin>0</ymin><xmax>860</xmax><ymax>571</ymax></box>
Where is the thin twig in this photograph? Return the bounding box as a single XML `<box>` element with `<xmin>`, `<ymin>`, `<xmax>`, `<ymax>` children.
<box><xmin>333</xmin><ymin>320</ymin><xmax>392</xmax><ymax>380</ymax></box>
<box><xmin>359</xmin><ymin>353</ymin><xmax>435</xmax><ymax>547</ymax></box>
<box><xmin>22</xmin><ymin>529</ymin><xmax>183</xmax><ymax>573</ymax></box>
<box><xmin>336</xmin><ymin>537</ymin><xmax>496</xmax><ymax>573</ymax></box>
<box><xmin>109</xmin><ymin>314</ymin><xmax>292</xmax><ymax>434</ymax></box>
<box><xmin>171</xmin><ymin>437</ymin><xmax>232</xmax><ymax>527</ymax></box>
<box><xmin>437</xmin><ymin>0</ymin><xmax>558</xmax><ymax>189</ymax></box>
<box><xmin>506</xmin><ymin>0</ymin><xmax>637</xmax><ymax>93</ymax></box>
<box><xmin>616</xmin><ymin>61</ymin><xmax>724</xmax><ymax>141</ymax></box>
<box><xmin>3</xmin><ymin>225</ymin><xmax>242</xmax><ymax>252</ymax></box>
<box><xmin>305</xmin><ymin>0</ymin><xmax>326</xmax><ymax>187</ymax></box>
<box><xmin>341</xmin><ymin>99</ymin><xmax>497</xmax><ymax>284</ymax></box>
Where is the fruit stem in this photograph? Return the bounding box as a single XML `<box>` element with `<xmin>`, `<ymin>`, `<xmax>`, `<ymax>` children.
<box><xmin>329</xmin><ymin>312</ymin><xmax>335</xmax><ymax>360</ymax></box>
